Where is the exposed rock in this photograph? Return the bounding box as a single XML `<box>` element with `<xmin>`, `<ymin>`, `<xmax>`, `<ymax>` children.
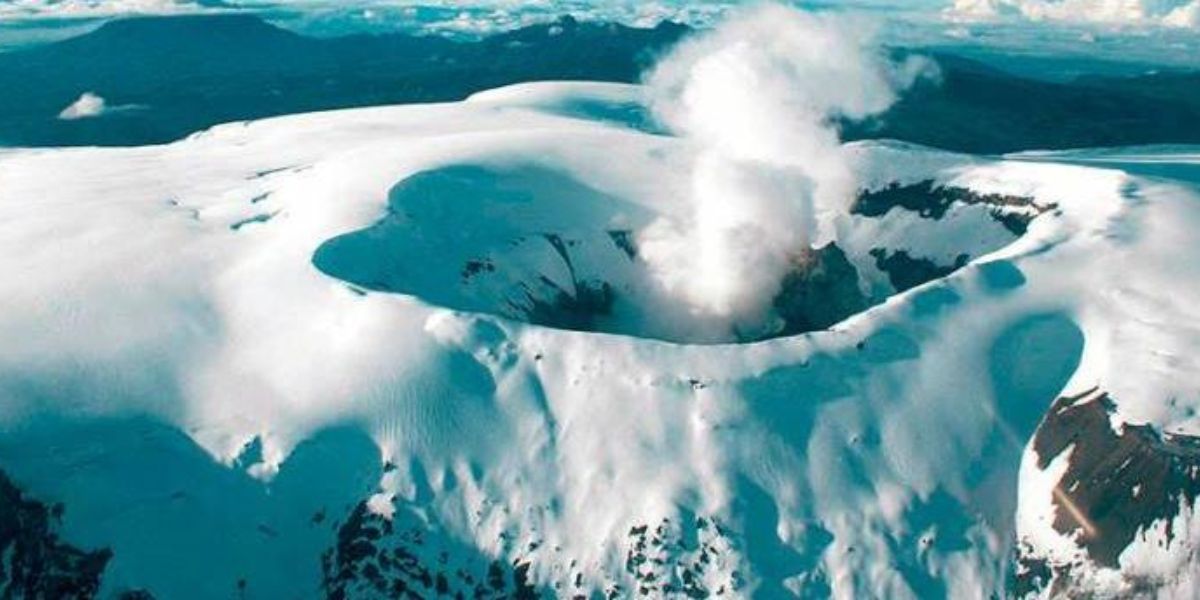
<box><xmin>317</xmin><ymin>166</ymin><xmax>1038</xmax><ymax>343</ymax></box>
<box><xmin>1017</xmin><ymin>388</ymin><xmax>1200</xmax><ymax>595</ymax></box>
<box><xmin>461</xmin><ymin>259</ymin><xmax>496</xmax><ymax>281</ymax></box>
<box><xmin>772</xmin><ymin>243</ymin><xmax>870</xmax><ymax>338</ymax></box>
<box><xmin>229</xmin><ymin>211</ymin><xmax>277</xmax><ymax>231</ymax></box>
<box><xmin>1010</xmin><ymin>550</ymin><xmax>1052</xmax><ymax>599</ymax></box>
<box><xmin>607</xmin><ymin>230</ymin><xmax>638</xmax><ymax>261</ymax></box>
<box><xmin>622</xmin><ymin>517</ymin><xmax>743</xmax><ymax>598</ymax></box>
<box><xmin>0</xmin><ymin>470</ymin><xmax>113</xmax><ymax>599</ymax></box>
<box><xmin>321</xmin><ymin>501</ymin><xmax>544</xmax><ymax>600</ymax></box>
<box><xmin>1031</xmin><ymin>388</ymin><xmax>1200</xmax><ymax>567</ymax></box>
<box><xmin>521</xmin><ymin>278</ymin><xmax>616</xmax><ymax>333</ymax></box>
<box><xmin>320</xmin><ymin>499</ymin><xmax>752</xmax><ymax>600</ymax></box>
<box><xmin>869</xmin><ymin>249</ymin><xmax>968</xmax><ymax>293</ymax></box>
<box><xmin>853</xmin><ymin>180</ymin><xmax>1049</xmax><ymax>235</ymax></box>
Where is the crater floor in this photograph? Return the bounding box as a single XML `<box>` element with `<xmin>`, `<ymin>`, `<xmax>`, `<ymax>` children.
<box><xmin>314</xmin><ymin>161</ymin><xmax>1041</xmax><ymax>343</ymax></box>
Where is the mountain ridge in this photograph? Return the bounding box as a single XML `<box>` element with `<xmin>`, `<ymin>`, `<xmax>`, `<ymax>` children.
<box><xmin>1</xmin><ymin>13</ymin><xmax>1200</xmax><ymax>152</ymax></box>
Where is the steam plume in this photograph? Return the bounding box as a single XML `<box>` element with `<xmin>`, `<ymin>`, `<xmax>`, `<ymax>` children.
<box><xmin>638</xmin><ymin>3</ymin><xmax>932</xmax><ymax>337</ymax></box>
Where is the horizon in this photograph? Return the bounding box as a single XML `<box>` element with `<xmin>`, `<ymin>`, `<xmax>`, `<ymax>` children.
<box><xmin>1</xmin><ymin>0</ymin><xmax>1199</xmax><ymax>72</ymax></box>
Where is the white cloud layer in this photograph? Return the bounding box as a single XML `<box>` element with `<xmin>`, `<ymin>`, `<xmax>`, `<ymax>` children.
<box><xmin>0</xmin><ymin>0</ymin><xmax>1195</xmax><ymax>31</ymax></box>
<box><xmin>0</xmin><ymin>0</ymin><xmax>1194</xmax><ymax>72</ymax></box>
<box><xmin>0</xmin><ymin>0</ymin><xmax>734</xmax><ymax>26</ymax></box>
<box><xmin>0</xmin><ymin>0</ymin><xmax>228</xmax><ymax>19</ymax></box>
<box><xmin>946</xmin><ymin>0</ymin><xmax>1200</xmax><ymax>28</ymax></box>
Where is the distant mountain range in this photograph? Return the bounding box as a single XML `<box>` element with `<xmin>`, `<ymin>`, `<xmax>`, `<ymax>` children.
<box><xmin>0</xmin><ymin>13</ymin><xmax>1199</xmax><ymax>153</ymax></box>
<box><xmin>852</xmin><ymin>52</ymin><xmax>1200</xmax><ymax>154</ymax></box>
<box><xmin>0</xmin><ymin>14</ymin><xmax>686</xmax><ymax>147</ymax></box>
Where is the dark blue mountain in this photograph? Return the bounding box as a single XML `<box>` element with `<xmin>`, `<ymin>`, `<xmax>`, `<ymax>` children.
<box><xmin>846</xmin><ymin>52</ymin><xmax>1200</xmax><ymax>154</ymax></box>
<box><xmin>0</xmin><ymin>14</ymin><xmax>685</xmax><ymax>146</ymax></box>
<box><xmin>0</xmin><ymin>13</ymin><xmax>1198</xmax><ymax>153</ymax></box>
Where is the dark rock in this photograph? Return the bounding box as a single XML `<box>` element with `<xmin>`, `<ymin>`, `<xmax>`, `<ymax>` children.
<box><xmin>771</xmin><ymin>243</ymin><xmax>870</xmax><ymax>337</ymax></box>
<box><xmin>852</xmin><ymin>180</ymin><xmax>1048</xmax><ymax>236</ymax></box>
<box><xmin>1029</xmin><ymin>388</ymin><xmax>1200</xmax><ymax>567</ymax></box>
<box><xmin>607</xmin><ymin>230</ymin><xmax>638</xmax><ymax>261</ymax></box>
<box><xmin>0</xmin><ymin>470</ymin><xmax>113</xmax><ymax>599</ymax></box>
<box><xmin>321</xmin><ymin>500</ymin><xmax>552</xmax><ymax>599</ymax></box>
<box><xmin>1011</xmin><ymin>549</ymin><xmax>1052</xmax><ymax>599</ymax></box>
<box><xmin>1016</xmin><ymin>387</ymin><xmax>1200</xmax><ymax>596</ymax></box>
<box><xmin>870</xmin><ymin>249</ymin><xmax>968</xmax><ymax>293</ymax></box>
<box><xmin>522</xmin><ymin>278</ymin><xmax>616</xmax><ymax>334</ymax></box>
<box><xmin>621</xmin><ymin>517</ymin><xmax>741</xmax><ymax>598</ymax></box>
<box><xmin>229</xmin><ymin>212</ymin><xmax>276</xmax><ymax>232</ymax></box>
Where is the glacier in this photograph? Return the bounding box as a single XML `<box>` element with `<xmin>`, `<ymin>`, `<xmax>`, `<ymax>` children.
<box><xmin>2</xmin><ymin>81</ymin><xmax>1200</xmax><ymax>598</ymax></box>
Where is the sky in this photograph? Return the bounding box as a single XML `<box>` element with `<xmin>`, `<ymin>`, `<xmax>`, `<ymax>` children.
<box><xmin>0</xmin><ymin>0</ymin><xmax>1197</xmax><ymax>72</ymax></box>
<box><xmin>0</xmin><ymin>0</ymin><xmax>1196</xmax><ymax>28</ymax></box>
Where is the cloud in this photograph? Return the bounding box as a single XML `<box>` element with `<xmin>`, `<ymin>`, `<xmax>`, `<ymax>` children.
<box><xmin>1164</xmin><ymin>0</ymin><xmax>1200</xmax><ymax>26</ymax></box>
<box><xmin>1</xmin><ymin>0</ymin><xmax>1193</xmax><ymax>76</ymax></box>
<box><xmin>58</xmin><ymin>91</ymin><xmax>106</xmax><ymax>119</ymax></box>
<box><xmin>945</xmin><ymin>0</ymin><xmax>1200</xmax><ymax>28</ymax></box>
<box><xmin>0</xmin><ymin>0</ymin><xmax>724</xmax><ymax>27</ymax></box>
<box><xmin>637</xmin><ymin>3</ymin><xmax>932</xmax><ymax>338</ymax></box>
<box><xmin>262</xmin><ymin>1</ymin><xmax>736</xmax><ymax>39</ymax></box>
<box><xmin>0</xmin><ymin>0</ymin><xmax>243</xmax><ymax>20</ymax></box>
<box><xmin>56</xmin><ymin>92</ymin><xmax>147</xmax><ymax>120</ymax></box>
<box><xmin>1</xmin><ymin>0</ymin><xmax>1194</xmax><ymax>33</ymax></box>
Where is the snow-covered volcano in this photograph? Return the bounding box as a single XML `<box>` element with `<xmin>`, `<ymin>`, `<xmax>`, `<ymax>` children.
<box><xmin>308</xmin><ymin>98</ymin><xmax>1036</xmax><ymax>345</ymax></box>
<box><xmin>2</xmin><ymin>80</ymin><xmax>1200</xmax><ymax>599</ymax></box>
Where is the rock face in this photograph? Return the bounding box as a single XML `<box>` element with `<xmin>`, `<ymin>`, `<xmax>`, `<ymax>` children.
<box><xmin>868</xmin><ymin>249</ymin><xmax>969</xmax><ymax>293</ymax></box>
<box><xmin>320</xmin><ymin>500</ymin><xmax>543</xmax><ymax>600</ymax></box>
<box><xmin>320</xmin><ymin>499</ymin><xmax>745</xmax><ymax>600</ymax></box>
<box><xmin>1016</xmin><ymin>388</ymin><xmax>1200</xmax><ymax>596</ymax></box>
<box><xmin>772</xmin><ymin>244</ymin><xmax>870</xmax><ymax>337</ymax></box>
<box><xmin>0</xmin><ymin>470</ymin><xmax>112</xmax><ymax>599</ymax></box>
<box><xmin>312</xmin><ymin>164</ymin><xmax>652</xmax><ymax>339</ymax></box>
<box><xmin>852</xmin><ymin>179</ymin><xmax>1048</xmax><ymax>236</ymax></box>
<box><xmin>618</xmin><ymin>517</ymin><xmax>744</xmax><ymax>599</ymax></box>
<box><xmin>845</xmin><ymin>179</ymin><xmax>1048</xmax><ymax>300</ymax></box>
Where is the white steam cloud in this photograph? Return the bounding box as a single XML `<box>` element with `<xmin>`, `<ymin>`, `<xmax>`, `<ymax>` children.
<box><xmin>638</xmin><ymin>3</ymin><xmax>932</xmax><ymax>338</ymax></box>
<box><xmin>58</xmin><ymin>92</ymin><xmax>107</xmax><ymax>120</ymax></box>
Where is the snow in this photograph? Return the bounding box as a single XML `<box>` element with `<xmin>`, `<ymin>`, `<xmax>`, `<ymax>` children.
<box><xmin>2</xmin><ymin>81</ymin><xmax>1200</xmax><ymax>597</ymax></box>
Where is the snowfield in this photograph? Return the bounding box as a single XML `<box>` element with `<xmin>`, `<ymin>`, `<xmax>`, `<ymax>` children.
<box><xmin>2</xmin><ymin>81</ymin><xmax>1200</xmax><ymax>598</ymax></box>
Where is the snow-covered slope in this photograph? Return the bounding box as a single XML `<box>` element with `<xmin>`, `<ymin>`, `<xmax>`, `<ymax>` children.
<box><xmin>2</xmin><ymin>82</ymin><xmax>1199</xmax><ymax>598</ymax></box>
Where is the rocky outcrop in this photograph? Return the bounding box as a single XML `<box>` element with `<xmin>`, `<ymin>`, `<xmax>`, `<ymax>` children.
<box><xmin>0</xmin><ymin>470</ymin><xmax>113</xmax><ymax>599</ymax></box>
<box><xmin>1016</xmin><ymin>388</ymin><xmax>1200</xmax><ymax>596</ymax></box>
<box><xmin>321</xmin><ymin>501</ymin><xmax>542</xmax><ymax>600</ymax></box>
<box><xmin>869</xmin><ymin>249</ymin><xmax>969</xmax><ymax>293</ymax></box>
<box><xmin>772</xmin><ymin>244</ymin><xmax>870</xmax><ymax>338</ymax></box>
<box><xmin>619</xmin><ymin>517</ymin><xmax>743</xmax><ymax>599</ymax></box>
<box><xmin>320</xmin><ymin>499</ymin><xmax>746</xmax><ymax>600</ymax></box>
<box><xmin>853</xmin><ymin>180</ymin><xmax>1049</xmax><ymax>235</ymax></box>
